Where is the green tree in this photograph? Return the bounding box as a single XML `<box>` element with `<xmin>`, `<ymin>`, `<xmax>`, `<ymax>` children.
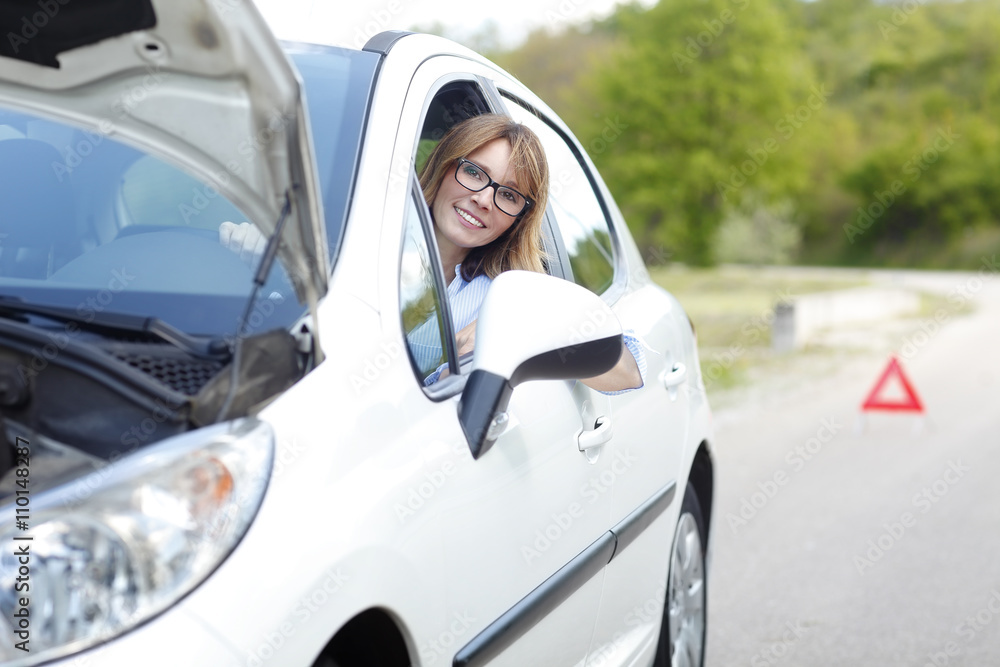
<box><xmin>487</xmin><ymin>0</ymin><xmax>1000</xmax><ymax>268</ymax></box>
<box><xmin>491</xmin><ymin>25</ymin><xmax>616</xmax><ymax>124</ymax></box>
<box><xmin>580</xmin><ymin>0</ymin><xmax>813</xmax><ymax>265</ymax></box>
<box><xmin>809</xmin><ymin>0</ymin><xmax>1000</xmax><ymax>264</ymax></box>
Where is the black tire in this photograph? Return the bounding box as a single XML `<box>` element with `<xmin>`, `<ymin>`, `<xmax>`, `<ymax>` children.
<box><xmin>653</xmin><ymin>482</ymin><xmax>708</xmax><ymax>667</ymax></box>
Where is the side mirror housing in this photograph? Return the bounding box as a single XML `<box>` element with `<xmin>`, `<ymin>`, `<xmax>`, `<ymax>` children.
<box><xmin>458</xmin><ymin>271</ymin><xmax>623</xmax><ymax>459</ymax></box>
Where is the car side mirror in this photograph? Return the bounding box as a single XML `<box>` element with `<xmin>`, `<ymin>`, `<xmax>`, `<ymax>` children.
<box><xmin>458</xmin><ymin>271</ymin><xmax>623</xmax><ymax>460</ymax></box>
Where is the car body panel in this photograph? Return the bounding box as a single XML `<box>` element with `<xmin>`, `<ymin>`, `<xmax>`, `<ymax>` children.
<box><xmin>48</xmin><ymin>606</ymin><xmax>244</xmax><ymax>666</ymax></box>
<box><xmin>4</xmin><ymin>28</ymin><xmax>714</xmax><ymax>667</ymax></box>
<box><xmin>485</xmin><ymin>65</ymin><xmax>709</xmax><ymax>664</ymax></box>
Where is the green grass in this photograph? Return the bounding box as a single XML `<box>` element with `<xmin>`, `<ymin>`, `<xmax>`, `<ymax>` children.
<box><xmin>648</xmin><ymin>264</ymin><xmax>982</xmax><ymax>400</ymax></box>
<box><xmin>650</xmin><ymin>265</ymin><xmax>868</xmax><ymax>348</ymax></box>
<box><xmin>648</xmin><ymin>265</ymin><xmax>873</xmax><ymax>396</ymax></box>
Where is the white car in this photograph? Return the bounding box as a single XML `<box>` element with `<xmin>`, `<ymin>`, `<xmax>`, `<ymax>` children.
<box><xmin>0</xmin><ymin>2</ymin><xmax>715</xmax><ymax>666</ymax></box>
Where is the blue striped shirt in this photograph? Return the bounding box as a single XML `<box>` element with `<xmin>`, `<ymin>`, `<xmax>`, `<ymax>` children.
<box><xmin>415</xmin><ymin>265</ymin><xmax>646</xmax><ymax>394</ymax></box>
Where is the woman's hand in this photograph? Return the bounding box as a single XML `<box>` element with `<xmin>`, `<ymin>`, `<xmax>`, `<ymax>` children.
<box><xmin>456</xmin><ymin>319</ymin><xmax>478</xmax><ymax>357</ymax></box>
<box><xmin>219</xmin><ymin>221</ymin><xmax>267</xmax><ymax>271</ymax></box>
<box><xmin>435</xmin><ymin>320</ymin><xmax>478</xmax><ymax>381</ymax></box>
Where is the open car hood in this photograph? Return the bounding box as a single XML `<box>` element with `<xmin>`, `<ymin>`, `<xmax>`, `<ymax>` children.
<box><xmin>0</xmin><ymin>0</ymin><xmax>327</xmax><ymax>306</ymax></box>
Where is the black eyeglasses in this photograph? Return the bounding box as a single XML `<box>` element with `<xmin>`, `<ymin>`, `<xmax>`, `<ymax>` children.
<box><xmin>454</xmin><ymin>158</ymin><xmax>534</xmax><ymax>218</ymax></box>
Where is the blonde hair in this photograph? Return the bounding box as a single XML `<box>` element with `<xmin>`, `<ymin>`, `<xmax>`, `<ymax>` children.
<box><xmin>419</xmin><ymin>113</ymin><xmax>549</xmax><ymax>281</ymax></box>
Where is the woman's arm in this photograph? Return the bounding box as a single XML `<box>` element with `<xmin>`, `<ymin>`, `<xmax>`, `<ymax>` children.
<box><xmin>580</xmin><ymin>341</ymin><xmax>643</xmax><ymax>393</ymax></box>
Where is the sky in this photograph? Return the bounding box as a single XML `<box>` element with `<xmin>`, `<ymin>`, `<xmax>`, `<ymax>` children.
<box><xmin>250</xmin><ymin>0</ymin><xmax>642</xmax><ymax>50</ymax></box>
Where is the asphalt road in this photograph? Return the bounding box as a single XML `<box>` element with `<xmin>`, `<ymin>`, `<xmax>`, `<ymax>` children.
<box><xmin>704</xmin><ymin>266</ymin><xmax>1000</xmax><ymax>667</ymax></box>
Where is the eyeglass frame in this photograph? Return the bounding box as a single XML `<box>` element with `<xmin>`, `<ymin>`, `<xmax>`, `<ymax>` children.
<box><xmin>453</xmin><ymin>157</ymin><xmax>534</xmax><ymax>218</ymax></box>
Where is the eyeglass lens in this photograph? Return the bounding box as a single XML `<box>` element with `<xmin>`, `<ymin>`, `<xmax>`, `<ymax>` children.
<box><xmin>455</xmin><ymin>160</ymin><xmax>528</xmax><ymax>216</ymax></box>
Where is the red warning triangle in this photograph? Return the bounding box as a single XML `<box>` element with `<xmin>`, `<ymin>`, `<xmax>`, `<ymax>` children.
<box><xmin>861</xmin><ymin>357</ymin><xmax>924</xmax><ymax>413</ymax></box>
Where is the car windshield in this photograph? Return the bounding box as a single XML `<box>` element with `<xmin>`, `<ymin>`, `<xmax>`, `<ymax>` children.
<box><xmin>0</xmin><ymin>45</ymin><xmax>378</xmax><ymax>338</ymax></box>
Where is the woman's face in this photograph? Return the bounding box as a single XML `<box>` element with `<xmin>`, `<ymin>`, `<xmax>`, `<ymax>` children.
<box><xmin>431</xmin><ymin>138</ymin><xmax>524</xmax><ymax>258</ymax></box>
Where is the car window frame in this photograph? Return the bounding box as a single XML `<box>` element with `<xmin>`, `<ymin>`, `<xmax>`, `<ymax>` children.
<box><xmin>473</xmin><ymin>77</ymin><xmax>571</xmax><ymax>284</ymax></box>
<box><xmin>400</xmin><ymin>73</ymin><xmax>498</xmax><ymax>397</ymax></box>
<box><xmin>397</xmin><ymin>70</ymin><xmax>602</xmax><ymax>396</ymax></box>
<box><xmin>286</xmin><ymin>45</ymin><xmax>381</xmax><ymax>279</ymax></box>
<box><xmin>495</xmin><ymin>89</ymin><xmax>627</xmax><ymax>305</ymax></box>
<box><xmin>398</xmin><ymin>175</ymin><xmax>460</xmax><ymax>385</ymax></box>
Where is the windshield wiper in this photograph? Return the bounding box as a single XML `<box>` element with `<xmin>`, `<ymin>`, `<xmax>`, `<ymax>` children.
<box><xmin>0</xmin><ymin>296</ymin><xmax>230</xmax><ymax>360</ymax></box>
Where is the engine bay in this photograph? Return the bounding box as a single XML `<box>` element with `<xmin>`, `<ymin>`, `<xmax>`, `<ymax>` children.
<box><xmin>0</xmin><ymin>317</ymin><xmax>305</xmax><ymax>499</ymax></box>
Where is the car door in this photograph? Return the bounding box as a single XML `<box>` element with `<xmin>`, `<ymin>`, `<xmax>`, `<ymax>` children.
<box><xmin>498</xmin><ymin>86</ymin><xmax>693</xmax><ymax>665</ymax></box>
<box><xmin>381</xmin><ymin>54</ymin><xmax>622</xmax><ymax>667</ymax></box>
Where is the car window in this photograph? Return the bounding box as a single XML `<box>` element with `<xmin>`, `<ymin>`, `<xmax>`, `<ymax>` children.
<box><xmin>400</xmin><ymin>191</ymin><xmax>451</xmax><ymax>383</ymax></box>
<box><xmin>416</xmin><ymin>80</ymin><xmax>491</xmax><ymax>174</ymax></box>
<box><xmin>0</xmin><ymin>107</ymin><xmax>303</xmax><ymax>336</ymax></box>
<box><xmin>505</xmin><ymin>101</ymin><xmax>617</xmax><ymax>295</ymax></box>
<box><xmin>290</xmin><ymin>47</ymin><xmax>380</xmax><ymax>262</ymax></box>
<box><xmin>121</xmin><ymin>155</ymin><xmax>246</xmax><ymax>231</ymax></box>
<box><xmin>398</xmin><ymin>78</ymin><xmax>493</xmax><ymax>386</ymax></box>
<box><xmin>0</xmin><ymin>46</ymin><xmax>380</xmax><ymax>339</ymax></box>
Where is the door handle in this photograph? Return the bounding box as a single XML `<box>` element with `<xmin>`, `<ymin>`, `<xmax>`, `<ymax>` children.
<box><xmin>578</xmin><ymin>416</ymin><xmax>613</xmax><ymax>451</ymax></box>
<box><xmin>661</xmin><ymin>362</ymin><xmax>686</xmax><ymax>401</ymax></box>
<box><xmin>661</xmin><ymin>362</ymin><xmax>686</xmax><ymax>388</ymax></box>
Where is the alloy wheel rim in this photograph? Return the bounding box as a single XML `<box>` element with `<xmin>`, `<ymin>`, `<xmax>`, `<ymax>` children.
<box><xmin>668</xmin><ymin>512</ymin><xmax>705</xmax><ymax>667</ymax></box>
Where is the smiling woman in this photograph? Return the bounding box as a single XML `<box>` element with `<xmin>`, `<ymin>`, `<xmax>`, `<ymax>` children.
<box><xmin>419</xmin><ymin>114</ymin><xmax>549</xmax><ymax>286</ymax></box>
<box><xmin>411</xmin><ymin>113</ymin><xmax>645</xmax><ymax>393</ymax></box>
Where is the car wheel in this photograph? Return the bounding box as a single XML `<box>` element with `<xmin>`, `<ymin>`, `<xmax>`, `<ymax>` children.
<box><xmin>654</xmin><ymin>482</ymin><xmax>707</xmax><ymax>667</ymax></box>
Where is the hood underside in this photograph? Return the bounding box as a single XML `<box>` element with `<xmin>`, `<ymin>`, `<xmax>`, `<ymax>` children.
<box><xmin>0</xmin><ymin>0</ymin><xmax>328</xmax><ymax>307</ymax></box>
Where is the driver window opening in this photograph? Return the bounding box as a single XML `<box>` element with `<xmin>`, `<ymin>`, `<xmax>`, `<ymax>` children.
<box><xmin>416</xmin><ymin>81</ymin><xmax>491</xmax><ymax>175</ymax></box>
<box><xmin>415</xmin><ymin>83</ymin><xmax>559</xmax><ymax>282</ymax></box>
<box><xmin>402</xmin><ymin>81</ymin><xmax>572</xmax><ymax>388</ymax></box>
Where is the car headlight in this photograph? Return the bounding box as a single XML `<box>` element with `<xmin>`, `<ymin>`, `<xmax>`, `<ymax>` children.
<box><xmin>0</xmin><ymin>418</ymin><xmax>274</xmax><ymax>665</ymax></box>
